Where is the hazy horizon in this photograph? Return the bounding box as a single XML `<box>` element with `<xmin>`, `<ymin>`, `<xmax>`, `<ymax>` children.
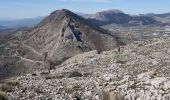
<box><xmin>0</xmin><ymin>0</ymin><xmax>170</xmax><ymax>20</ymax></box>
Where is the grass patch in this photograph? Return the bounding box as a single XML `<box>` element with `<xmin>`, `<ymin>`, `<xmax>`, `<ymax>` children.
<box><xmin>0</xmin><ymin>91</ymin><xmax>8</xmax><ymax>100</ymax></box>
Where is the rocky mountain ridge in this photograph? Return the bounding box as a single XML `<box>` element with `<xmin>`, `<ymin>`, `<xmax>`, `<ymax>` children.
<box><xmin>86</xmin><ymin>9</ymin><xmax>158</xmax><ymax>26</ymax></box>
<box><xmin>0</xmin><ymin>9</ymin><xmax>124</xmax><ymax>81</ymax></box>
<box><xmin>24</xmin><ymin>9</ymin><xmax>123</xmax><ymax>63</ymax></box>
<box><xmin>145</xmin><ymin>13</ymin><xmax>170</xmax><ymax>23</ymax></box>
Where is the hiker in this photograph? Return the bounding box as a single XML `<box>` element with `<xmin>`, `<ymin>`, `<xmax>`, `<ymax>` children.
<box><xmin>43</xmin><ymin>52</ymin><xmax>48</xmax><ymax>61</ymax></box>
<box><xmin>118</xmin><ymin>46</ymin><xmax>121</xmax><ymax>52</ymax></box>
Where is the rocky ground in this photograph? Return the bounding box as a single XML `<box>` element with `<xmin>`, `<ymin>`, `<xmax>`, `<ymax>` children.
<box><xmin>1</xmin><ymin>37</ymin><xmax>170</xmax><ymax>100</ymax></box>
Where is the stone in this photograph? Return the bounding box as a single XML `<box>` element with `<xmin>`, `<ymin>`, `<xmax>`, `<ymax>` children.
<box><xmin>69</xmin><ymin>71</ymin><xmax>83</xmax><ymax>77</ymax></box>
<box><xmin>149</xmin><ymin>77</ymin><xmax>167</xmax><ymax>88</ymax></box>
<box><xmin>102</xmin><ymin>91</ymin><xmax>124</xmax><ymax>100</ymax></box>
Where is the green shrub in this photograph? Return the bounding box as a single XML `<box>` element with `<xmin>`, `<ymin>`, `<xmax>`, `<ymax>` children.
<box><xmin>0</xmin><ymin>84</ymin><xmax>13</xmax><ymax>92</ymax></box>
<box><xmin>5</xmin><ymin>81</ymin><xmax>19</xmax><ymax>86</ymax></box>
<box><xmin>0</xmin><ymin>91</ymin><xmax>8</xmax><ymax>100</ymax></box>
<box><xmin>0</xmin><ymin>80</ymin><xmax>19</xmax><ymax>92</ymax></box>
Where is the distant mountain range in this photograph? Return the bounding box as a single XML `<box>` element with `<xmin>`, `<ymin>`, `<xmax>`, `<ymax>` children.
<box><xmin>144</xmin><ymin>13</ymin><xmax>170</xmax><ymax>23</ymax></box>
<box><xmin>0</xmin><ymin>25</ymin><xmax>6</xmax><ymax>30</ymax></box>
<box><xmin>85</xmin><ymin>9</ymin><xmax>159</xmax><ymax>26</ymax></box>
<box><xmin>0</xmin><ymin>17</ymin><xmax>44</xmax><ymax>28</ymax></box>
<box><xmin>0</xmin><ymin>10</ymin><xmax>170</xmax><ymax>29</ymax></box>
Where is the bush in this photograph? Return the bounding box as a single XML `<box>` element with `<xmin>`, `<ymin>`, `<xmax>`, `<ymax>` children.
<box><xmin>0</xmin><ymin>91</ymin><xmax>8</xmax><ymax>100</ymax></box>
<box><xmin>5</xmin><ymin>81</ymin><xmax>19</xmax><ymax>86</ymax></box>
<box><xmin>69</xmin><ymin>71</ymin><xmax>83</xmax><ymax>78</ymax></box>
<box><xmin>0</xmin><ymin>80</ymin><xmax>19</xmax><ymax>92</ymax></box>
<box><xmin>0</xmin><ymin>84</ymin><xmax>13</xmax><ymax>92</ymax></box>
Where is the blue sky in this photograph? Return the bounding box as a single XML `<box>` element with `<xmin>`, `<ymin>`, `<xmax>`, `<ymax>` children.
<box><xmin>0</xmin><ymin>0</ymin><xmax>170</xmax><ymax>19</ymax></box>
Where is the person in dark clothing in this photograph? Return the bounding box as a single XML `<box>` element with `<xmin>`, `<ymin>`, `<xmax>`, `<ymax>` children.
<box><xmin>43</xmin><ymin>52</ymin><xmax>48</xmax><ymax>61</ymax></box>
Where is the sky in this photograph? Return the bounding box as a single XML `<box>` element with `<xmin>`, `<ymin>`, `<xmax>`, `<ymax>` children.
<box><xmin>0</xmin><ymin>0</ymin><xmax>170</xmax><ymax>19</ymax></box>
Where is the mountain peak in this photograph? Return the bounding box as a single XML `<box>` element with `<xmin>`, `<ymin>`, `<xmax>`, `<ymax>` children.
<box><xmin>50</xmin><ymin>9</ymin><xmax>73</xmax><ymax>17</ymax></box>
<box><xmin>25</xmin><ymin>9</ymin><xmax>123</xmax><ymax>63</ymax></box>
<box><xmin>95</xmin><ymin>9</ymin><xmax>124</xmax><ymax>15</ymax></box>
<box><xmin>103</xmin><ymin>9</ymin><xmax>124</xmax><ymax>14</ymax></box>
<box><xmin>51</xmin><ymin>9</ymin><xmax>71</xmax><ymax>14</ymax></box>
<box><xmin>88</xmin><ymin>9</ymin><xmax>129</xmax><ymax>23</ymax></box>
<box><xmin>38</xmin><ymin>9</ymin><xmax>79</xmax><ymax>26</ymax></box>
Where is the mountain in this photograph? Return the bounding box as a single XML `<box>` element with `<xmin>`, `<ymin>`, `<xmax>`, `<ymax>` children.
<box><xmin>0</xmin><ymin>25</ymin><xmax>4</xmax><ymax>29</ymax></box>
<box><xmin>145</xmin><ymin>13</ymin><xmax>170</xmax><ymax>18</ymax></box>
<box><xmin>130</xmin><ymin>15</ymin><xmax>158</xmax><ymax>25</ymax></box>
<box><xmin>0</xmin><ymin>17</ymin><xmax>44</xmax><ymax>28</ymax></box>
<box><xmin>145</xmin><ymin>13</ymin><xmax>170</xmax><ymax>23</ymax></box>
<box><xmin>23</xmin><ymin>9</ymin><xmax>124</xmax><ymax>64</ymax></box>
<box><xmin>88</xmin><ymin>9</ymin><xmax>129</xmax><ymax>22</ymax></box>
<box><xmin>87</xmin><ymin>9</ymin><xmax>131</xmax><ymax>26</ymax></box>
<box><xmin>0</xmin><ymin>9</ymin><xmax>124</xmax><ymax>80</ymax></box>
<box><xmin>0</xmin><ymin>25</ymin><xmax>6</xmax><ymax>30</ymax></box>
<box><xmin>76</xmin><ymin>12</ymin><xmax>91</xmax><ymax>18</ymax></box>
<box><xmin>86</xmin><ymin>9</ymin><xmax>158</xmax><ymax>26</ymax></box>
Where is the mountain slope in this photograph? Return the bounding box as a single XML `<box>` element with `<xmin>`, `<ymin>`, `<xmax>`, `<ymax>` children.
<box><xmin>87</xmin><ymin>9</ymin><xmax>158</xmax><ymax>26</ymax></box>
<box><xmin>5</xmin><ymin>37</ymin><xmax>170</xmax><ymax>100</ymax></box>
<box><xmin>24</xmin><ymin>9</ymin><xmax>124</xmax><ymax>64</ymax></box>
<box><xmin>0</xmin><ymin>25</ymin><xmax>4</xmax><ymax>29</ymax></box>
<box><xmin>145</xmin><ymin>13</ymin><xmax>170</xmax><ymax>23</ymax></box>
<box><xmin>87</xmin><ymin>9</ymin><xmax>131</xmax><ymax>26</ymax></box>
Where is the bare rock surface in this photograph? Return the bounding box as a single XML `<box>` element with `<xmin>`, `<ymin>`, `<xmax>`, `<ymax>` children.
<box><xmin>3</xmin><ymin>37</ymin><xmax>170</xmax><ymax>100</ymax></box>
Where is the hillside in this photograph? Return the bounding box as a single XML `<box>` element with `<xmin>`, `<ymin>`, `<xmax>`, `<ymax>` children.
<box><xmin>145</xmin><ymin>13</ymin><xmax>170</xmax><ymax>23</ymax></box>
<box><xmin>2</xmin><ymin>37</ymin><xmax>170</xmax><ymax>100</ymax></box>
